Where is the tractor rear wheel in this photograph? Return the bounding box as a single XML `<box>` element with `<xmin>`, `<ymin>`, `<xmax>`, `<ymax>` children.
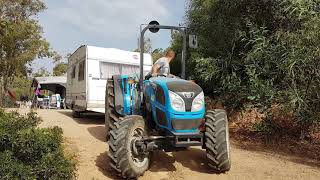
<box><xmin>105</xmin><ymin>78</ymin><xmax>121</xmax><ymax>140</ymax></box>
<box><xmin>108</xmin><ymin>115</ymin><xmax>151</xmax><ymax>179</ymax></box>
<box><xmin>204</xmin><ymin>109</ymin><xmax>231</xmax><ymax>173</ymax></box>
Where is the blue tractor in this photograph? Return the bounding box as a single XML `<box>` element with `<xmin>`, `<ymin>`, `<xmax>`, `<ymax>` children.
<box><xmin>105</xmin><ymin>22</ymin><xmax>231</xmax><ymax>179</ymax></box>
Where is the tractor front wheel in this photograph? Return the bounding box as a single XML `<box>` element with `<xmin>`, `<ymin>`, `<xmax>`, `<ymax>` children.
<box><xmin>204</xmin><ymin>109</ymin><xmax>231</xmax><ymax>173</ymax></box>
<box><xmin>108</xmin><ymin>115</ymin><xmax>151</xmax><ymax>179</ymax></box>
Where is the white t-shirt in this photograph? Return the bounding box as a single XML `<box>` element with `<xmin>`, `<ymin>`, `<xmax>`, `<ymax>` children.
<box><xmin>154</xmin><ymin>57</ymin><xmax>170</xmax><ymax>75</ymax></box>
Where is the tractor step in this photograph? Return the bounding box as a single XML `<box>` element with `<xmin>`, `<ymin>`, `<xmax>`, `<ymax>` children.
<box><xmin>174</xmin><ymin>133</ymin><xmax>203</xmax><ymax>147</ymax></box>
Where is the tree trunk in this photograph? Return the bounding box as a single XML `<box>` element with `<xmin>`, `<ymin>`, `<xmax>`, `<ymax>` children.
<box><xmin>0</xmin><ymin>77</ymin><xmax>4</xmax><ymax>107</ymax></box>
<box><xmin>0</xmin><ymin>65</ymin><xmax>12</xmax><ymax>107</ymax></box>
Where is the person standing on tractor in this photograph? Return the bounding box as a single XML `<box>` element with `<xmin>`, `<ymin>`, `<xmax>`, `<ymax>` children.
<box><xmin>151</xmin><ymin>49</ymin><xmax>175</xmax><ymax>76</ymax></box>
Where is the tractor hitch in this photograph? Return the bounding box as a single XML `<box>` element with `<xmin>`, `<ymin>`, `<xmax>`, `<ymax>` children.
<box><xmin>133</xmin><ymin>133</ymin><xmax>203</xmax><ymax>154</ymax></box>
<box><xmin>133</xmin><ymin>136</ymin><xmax>174</xmax><ymax>154</ymax></box>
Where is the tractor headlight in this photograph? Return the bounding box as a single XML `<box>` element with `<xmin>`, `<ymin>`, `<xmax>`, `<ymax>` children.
<box><xmin>169</xmin><ymin>91</ymin><xmax>185</xmax><ymax>112</ymax></box>
<box><xmin>192</xmin><ymin>92</ymin><xmax>204</xmax><ymax>112</ymax></box>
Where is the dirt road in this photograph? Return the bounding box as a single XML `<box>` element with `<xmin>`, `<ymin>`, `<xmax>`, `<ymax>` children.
<box><xmin>32</xmin><ymin>109</ymin><xmax>320</xmax><ymax>180</ymax></box>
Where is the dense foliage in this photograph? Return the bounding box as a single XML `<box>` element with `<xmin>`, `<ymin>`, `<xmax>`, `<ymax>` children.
<box><xmin>0</xmin><ymin>109</ymin><xmax>76</xmax><ymax>179</ymax></box>
<box><xmin>185</xmin><ymin>0</ymin><xmax>320</xmax><ymax>135</ymax></box>
<box><xmin>8</xmin><ymin>77</ymin><xmax>32</xmax><ymax>101</ymax></box>
<box><xmin>33</xmin><ymin>67</ymin><xmax>51</xmax><ymax>77</ymax></box>
<box><xmin>133</xmin><ymin>38</ymin><xmax>153</xmax><ymax>53</ymax></box>
<box><xmin>0</xmin><ymin>0</ymin><xmax>58</xmax><ymax>105</ymax></box>
<box><xmin>53</xmin><ymin>63</ymin><xmax>67</xmax><ymax>76</ymax></box>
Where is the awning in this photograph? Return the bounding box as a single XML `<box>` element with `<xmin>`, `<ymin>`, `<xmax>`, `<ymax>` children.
<box><xmin>34</xmin><ymin>76</ymin><xmax>67</xmax><ymax>87</ymax></box>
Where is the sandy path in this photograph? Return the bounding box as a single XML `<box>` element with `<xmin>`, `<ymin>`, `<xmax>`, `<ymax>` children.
<box><xmin>32</xmin><ymin>109</ymin><xmax>320</xmax><ymax>180</ymax></box>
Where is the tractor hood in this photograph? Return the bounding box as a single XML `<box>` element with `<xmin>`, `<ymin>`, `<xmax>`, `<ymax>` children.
<box><xmin>151</xmin><ymin>77</ymin><xmax>203</xmax><ymax>112</ymax></box>
<box><xmin>151</xmin><ymin>77</ymin><xmax>202</xmax><ymax>93</ymax></box>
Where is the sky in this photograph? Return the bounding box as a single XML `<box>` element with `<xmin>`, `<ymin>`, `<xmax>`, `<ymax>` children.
<box><xmin>31</xmin><ymin>0</ymin><xmax>188</xmax><ymax>73</ymax></box>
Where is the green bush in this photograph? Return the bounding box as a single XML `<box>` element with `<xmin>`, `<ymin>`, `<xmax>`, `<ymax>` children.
<box><xmin>0</xmin><ymin>151</ymin><xmax>35</xmax><ymax>179</ymax></box>
<box><xmin>0</xmin><ymin>109</ymin><xmax>76</xmax><ymax>179</ymax></box>
<box><xmin>185</xmin><ymin>0</ymin><xmax>320</xmax><ymax>135</ymax></box>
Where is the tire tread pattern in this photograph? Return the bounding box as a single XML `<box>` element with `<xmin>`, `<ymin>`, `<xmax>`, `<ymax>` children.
<box><xmin>204</xmin><ymin>109</ymin><xmax>231</xmax><ymax>173</ymax></box>
<box><xmin>105</xmin><ymin>78</ymin><xmax>122</xmax><ymax>140</ymax></box>
<box><xmin>108</xmin><ymin>116</ymin><xmax>149</xmax><ymax>179</ymax></box>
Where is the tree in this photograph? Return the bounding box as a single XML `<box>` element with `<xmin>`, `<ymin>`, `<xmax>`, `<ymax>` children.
<box><xmin>168</xmin><ymin>31</ymin><xmax>184</xmax><ymax>76</ymax></box>
<box><xmin>53</xmin><ymin>63</ymin><xmax>67</xmax><ymax>76</ymax></box>
<box><xmin>186</xmin><ymin>0</ymin><xmax>320</xmax><ymax>134</ymax></box>
<box><xmin>33</xmin><ymin>67</ymin><xmax>50</xmax><ymax>77</ymax></box>
<box><xmin>0</xmin><ymin>0</ymin><xmax>55</xmax><ymax>105</ymax></box>
<box><xmin>8</xmin><ymin>76</ymin><xmax>32</xmax><ymax>101</ymax></box>
<box><xmin>133</xmin><ymin>38</ymin><xmax>152</xmax><ymax>53</ymax></box>
<box><xmin>151</xmin><ymin>48</ymin><xmax>164</xmax><ymax>62</ymax></box>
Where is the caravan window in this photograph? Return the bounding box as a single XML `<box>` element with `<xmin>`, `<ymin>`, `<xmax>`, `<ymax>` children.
<box><xmin>71</xmin><ymin>66</ymin><xmax>76</xmax><ymax>79</ymax></box>
<box><xmin>100</xmin><ymin>62</ymin><xmax>121</xmax><ymax>79</ymax></box>
<box><xmin>78</xmin><ymin>61</ymin><xmax>85</xmax><ymax>81</ymax></box>
<box><xmin>100</xmin><ymin>62</ymin><xmax>141</xmax><ymax>79</ymax></box>
<box><xmin>121</xmin><ymin>64</ymin><xmax>140</xmax><ymax>77</ymax></box>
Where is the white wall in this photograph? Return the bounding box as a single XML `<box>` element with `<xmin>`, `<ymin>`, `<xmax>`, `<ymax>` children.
<box><xmin>67</xmin><ymin>45</ymin><xmax>153</xmax><ymax>112</ymax></box>
<box><xmin>66</xmin><ymin>46</ymin><xmax>87</xmax><ymax>111</ymax></box>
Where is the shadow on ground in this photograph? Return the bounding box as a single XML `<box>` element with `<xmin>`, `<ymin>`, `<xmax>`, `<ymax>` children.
<box><xmin>87</xmin><ymin>126</ymin><xmax>106</xmax><ymax>142</ymax></box>
<box><xmin>94</xmin><ymin>135</ymin><xmax>320</xmax><ymax>178</ymax></box>
<box><xmin>94</xmin><ymin>150</ymin><xmax>178</xmax><ymax>179</ymax></box>
<box><xmin>95</xmin><ymin>152</ymin><xmax>122</xmax><ymax>180</ymax></box>
<box><xmin>149</xmin><ymin>148</ymin><xmax>214</xmax><ymax>174</ymax></box>
<box><xmin>149</xmin><ymin>151</ymin><xmax>177</xmax><ymax>172</ymax></box>
<box><xmin>57</xmin><ymin>110</ymin><xmax>105</xmax><ymax>125</ymax></box>
<box><xmin>58</xmin><ymin>110</ymin><xmax>107</xmax><ymax>142</ymax></box>
<box><xmin>95</xmin><ymin>147</ymin><xmax>216</xmax><ymax>178</ymax></box>
<box><xmin>171</xmin><ymin>148</ymin><xmax>213</xmax><ymax>173</ymax></box>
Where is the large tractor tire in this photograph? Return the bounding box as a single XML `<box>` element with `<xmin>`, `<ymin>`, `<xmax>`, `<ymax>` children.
<box><xmin>108</xmin><ymin>115</ymin><xmax>151</xmax><ymax>179</ymax></box>
<box><xmin>204</xmin><ymin>109</ymin><xmax>231</xmax><ymax>173</ymax></box>
<box><xmin>105</xmin><ymin>78</ymin><xmax>121</xmax><ymax>140</ymax></box>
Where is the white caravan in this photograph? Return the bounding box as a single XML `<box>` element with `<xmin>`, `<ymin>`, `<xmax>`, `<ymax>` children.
<box><xmin>66</xmin><ymin>45</ymin><xmax>152</xmax><ymax>115</ymax></box>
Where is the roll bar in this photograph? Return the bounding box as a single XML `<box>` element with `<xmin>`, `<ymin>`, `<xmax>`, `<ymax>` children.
<box><xmin>139</xmin><ymin>24</ymin><xmax>187</xmax><ymax>93</ymax></box>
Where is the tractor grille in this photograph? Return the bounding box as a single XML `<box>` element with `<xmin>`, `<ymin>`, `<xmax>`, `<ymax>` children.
<box><xmin>171</xmin><ymin>119</ymin><xmax>202</xmax><ymax>130</ymax></box>
<box><xmin>156</xmin><ymin>84</ymin><xmax>165</xmax><ymax>105</ymax></box>
<box><xmin>156</xmin><ymin>108</ymin><xmax>167</xmax><ymax>126</ymax></box>
<box><xmin>167</xmin><ymin>81</ymin><xmax>203</xmax><ymax>112</ymax></box>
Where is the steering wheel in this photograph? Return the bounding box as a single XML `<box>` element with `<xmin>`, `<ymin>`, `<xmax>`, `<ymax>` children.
<box><xmin>145</xmin><ymin>73</ymin><xmax>166</xmax><ymax>80</ymax></box>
